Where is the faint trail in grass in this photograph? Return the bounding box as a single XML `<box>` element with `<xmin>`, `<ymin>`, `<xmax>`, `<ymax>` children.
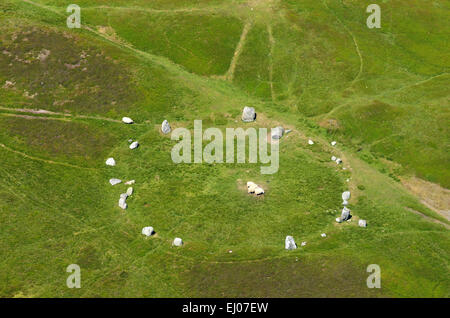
<box><xmin>267</xmin><ymin>24</ymin><xmax>276</xmax><ymax>102</ymax></box>
<box><xmin>87</xmin><ymin>5</ymin><xmax>222</xmax><ymax>14</ymax></box>
<box><xmin>225</xmin><ymin>21</ymin><xmax>252</xmax><ymax>81</ymax></box>
<box><xmin>0</xmin><ymin>143</ymin><xmax>97</xmax><ymax>170</ymax></box>
<box><xmin>405</xmin><ymin>207</ymin><xmax>449</xmax><ymax>229</ymax></box>
<box><xmin>0</xmin><ymin>106</ymin><xmax>143</xmax><ymax>124</ymax></box>
<box><xmin>322</xmin><ymin>0</ymin><xmax>363</xmax><ymax>86</ymax></box>
<box><xmin>319</xmin><ymin>72</ymin><xmax>449</xmax><ymax>119</ymax></box>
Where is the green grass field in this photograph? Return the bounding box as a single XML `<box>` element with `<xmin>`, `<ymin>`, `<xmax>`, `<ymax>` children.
<box><xmin>0</xmin><ymin>0</ymin><xmax>448</xmax><ymax>297</ymax></box>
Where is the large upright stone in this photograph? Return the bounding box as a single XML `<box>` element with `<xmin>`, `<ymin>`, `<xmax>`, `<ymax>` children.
<box><xmin>285</xmin><ymin>235</ymin><xmax>297</xmax><ymax>250</ymax></box>
<box><xmin>241</xmin><ymin>106</ymin><xmax>256</xmax><ymax>122</ymax></box>
<box><xmin>271</xmin><ymin>126</ymin><xmax>285</xmax><ymax>140</ymax></box>
<box><xmin>118</xmin><ymin>197</ymin><xmax>127</xmax><ymax>210</ymax></box>
<box><xmin>142</xmin><ymin>226</ymin><xmax>154</xmax><ymax>236</ymax></box>
<box><xmin>342</xmin><ymin>191</ymin><xmax>351</xmax><ymax>205</ymax></box>
<box><xmin>161</xmin><ymin>120</ymin><xmax>171</xmax><ymax>134</ymax></box>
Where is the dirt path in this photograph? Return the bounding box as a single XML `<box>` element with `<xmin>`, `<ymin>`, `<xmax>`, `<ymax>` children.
<box><xmin>267</xmin><ymin>24</ymin><xmax>276</xmax><ymax>102</ymax></box>
<box><xmin>225</xmin><ymin>21</ymin><xmax>252</xmax><ymax>81</ymax></box>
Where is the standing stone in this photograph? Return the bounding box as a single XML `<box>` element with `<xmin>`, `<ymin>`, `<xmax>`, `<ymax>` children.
<box><xmin>122</xmin><ymin>117</ymin><xmax>134</xmax><ymax>124</ymax></box>
<box><xmin>255</xmin><ymin>187</ymin><xmax>265</xmax><ymax>195</ymax></box>
<box><xmin>120</xmin><ymin>193</ymin><xmax>128</xmax><ymax>200</ymax></box>
<box><xmin>285</xmin><ymin>236</ymin><xmax>297</xmax><ymax>250</ymax></box>
<box><xmin>241</xmin><ymin>106</ymin><xmax>256</xmax><ymax>122</ymax></box>
<box><xmin>142</xmin><ymin>227</ymin><xmax>154</xmax><ymax>236</ymax></box>
<box><xmin>105</xmin><ymin>157</ymin><xmax>116</xmax><ymax>166</ymax></box>
<box><xmin>118</xmin><ymin>197</ymin><xmax>127</xmax><ymax>210</ymax></box>
<box><xmin>129</xmin><ymin>141</ymin><xmax>139</xmax><ymax>149</ymax></box>
<box><xmin>109</xmin><ymin>178</ymin><xmax>122</xmax><ymax>186</ymax></box>
<box><xmin>342</xmin><ymin>191</ymin><xmax>351</xmax><ymax>206</ymax></box>
<box><xmin>173</xmin><ymin>237</ymin><xmax>183</xmax><ymax>246</ymax></box>
<box><xmin>271</xmin><ymin>126</ymin><xmax>285</xmax><ymax>140</ymax></box>
<box><xmin>335</xmin><ymin>158</ymin><xmax>342</xmax><ymax>164</ymax></box>
<box><xmin>161</xmin><ymin>120</ymin><xmax>171</xmax><ymax>134</ymax></box>
<box><xmin>341</xmin><ymin>207</ymin><xmax>350</xmax><ymax>222</ymax></box>
<box><xmin>126</xmin><ymin>187</ymin><xmax>133</xmax><ymax>196</ymax></box>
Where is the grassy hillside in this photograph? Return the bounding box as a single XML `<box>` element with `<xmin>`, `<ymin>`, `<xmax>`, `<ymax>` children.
<box><xmin>0</xmin><ymin>0</ymin><xmax>448</xmax><ymax>297</ymax></box>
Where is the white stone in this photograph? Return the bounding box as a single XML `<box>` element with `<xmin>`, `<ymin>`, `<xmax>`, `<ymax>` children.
<box><xmin>271</xmin><ymin>126</ymin><xmax>284</xmax><ymax>140</ymax></box>
<box><xmin>359</xmin><ymin>220</ymin><xmax>367</xmax><ymax>227</ymax></box>
<box><xmin>173</xmin><ymin>237</ymin><xmax>183</xmax><ymax>246</ymax></box>
<box><xmin>105</xmin><ymin>157</ymin><xmax>116</xmax><ymax>166</ymax></box>
<box><xmin>255</xmin><ymin>187</ymin><xmax>264</xmax><ymax>195</ymax></box>
<box><xmin>129</xmin><ymin>141</ymin><xmax>139</xmax><ymax>149</ymax></box>
<box><xmin>161</xmin><ymin>120</ymin><xmax>171</xmax><ymax>134</ymax></box>
<box><xmin>321</xmin><ymin>233</ymin><xmax>327</xmax><ymax>237</ymax></box>
<box><xmin>247</xmin><ymin>181</ymin><xmax>257</xmax><ymax>194</ymax></box>
<box><xmin>341</xmin><ymin>207</ymin><xmax>350</xmax><ymax>221</ymax></box>
<box><xmin>142</xmin><ymin>226</ymin><xmax>154</xmax><ymax>236</ymax></box>
<box><xmin>301</xmin><ymin>241</ymin><xmax>307</xmax><ymax>246</ymax></box>
<box><xmin>126</xmin><ymin>187</ymin><xmax>133</xmax><ymax>196</ymax></box>
<box><xmin>241</xmin><ymin>106</ymin><xmax>256</xmax><ymax>122</ymax></box>
<box><xmin>308</xmin><ymin>139</ymin><xmax>314</xmax><ymax>145</ymax></box>
<box><xmin>122</xmin><ymin>117</ymin><xmax>134</xmax><ymax>124</ymax></box>
<box><xmin>342</xmin><ymin>191</ymin><xmax>351</xmax><ymax>205</ymax></box>
<box><xmin>331</xmin><ymin>141</ymin><xmax>337</xmax><ymax>146</ymax></box>
<box><xmin>118</xmin><ymin>197</ymin><xmax>127</xmax><ymax>210</ymax></box>
<box><xmin>331</xmin><ymin>156</ymin><xmax>337</xmax><ymax>161</ymax></box>
<box><xmin>335</xmin><ymin>158</ymin><xmax>342</xmax><ymax>164</ymax></box>
<box><xmin>120</xmin><ymin>193</ymin><xmax>128</xmax><ymax>200</ymax></box>
<box><xmin>125</xmin><ymin>180</ymin><xmax>135</xmax><ymax>185</ymax></box>
<box><xmin>109</xmin><ymin>178</ymin><xmax>122</xmax><ymax>186</ymax></box>
<box><xmin>285</xmin><ymin>236</ymin><xmax>297</xmax><ymax>250</ymax></box>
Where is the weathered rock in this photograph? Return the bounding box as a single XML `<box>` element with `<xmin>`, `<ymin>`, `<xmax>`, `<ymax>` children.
<box><xmin>120</xmin><ymin>193</ymin><xmax>128</xmax><ymax>200</ymax></box>
<box><xmin>331</xmin><ymin>156</ymin><xmax>337</xmax><ymax>161</ymax></box>
<box><xmin>335</xmin><ymin>158</ymin><xmax>342</xmax><ymax>164</ymax></box>
<box><xmin>109</xmin><ymin>178</ymin><xmax>122</xmax><ymax>186</ymax></box>
<box><xmin>331</xmin><ymin>141</ymin><xmax>337</xmax><ymax>146</ymax></box>
<box><xmin>161</xmin><ymin>120</ymin><xmax>171</xmax><ymax>134</ymax></box>
<box><xmin>241</xmin><ymin>106</ymin><xmax>256</xmax><ymax>122</ymax></box>
<box><xmin>285</xmin><ymin>236</ymin><xmax>297</xmax><ymax>250</ymax></box>
<box><xmin>105</xmin><ymin>157</ymin><xmax>116</xmax><ymax>166</ymax></box>
<box><xmin>321</xmin><ymin>233</ymin><xmax>327</xmax><ymax>237</ymax></box>
<box><xmin>308</xmin><ymin>139</ymin><xmax>314</xmax><ymax>145</ymax></box>
<box><xmin>271</xmin><ymin>126</ymin><xmax>285</xmax><ymax>140</ymax></box>
<box><xmin>122</xmin><ymin>117</ymin><xmax>134</xmax><ymax>124</ymax></box>
<box><xmin>255</xmin><ymin>187</ymin><xmax>265</xmax><ymax>195</ymax></box>
<box><xmin>342</xmin><ymin>191</ymin><xmax>351</xmax><ymax>206</ymax></box>
<box><xmin>125</xmin><ymin>180</ymin><xmax>135</xmax><ymax>185</ymax></box>
<box><xmin>126</xmin><ymin>187</ymin><xmax>133</xmax><ymax>196</ymax></box>
<box><xmin>173</xmin><ymin>237</ymin><xmax>183</xmax><ymax>246</ymax></box>
<box><xmin>359</xmin><ymin>220</ymin><xmax>367</xmax><ymax>227</ymax></box>
<box><xmin>118</xmin><ymin>197</ymin><xmax>127</xmax><ymax>210</ymax></box>
<box><xmin>247</xmin><ymin>181</ymin><xmax>257</xmax><ymax>194</ymax></box>
<box><xmin>129</xmin><ymin>141</ymin><xmax>139</xmax><ymax>149</ymax></box>
<box><xmin>142</xmin><ymin>226</ymin><xmax>154</xmax><ymax>236</ymax></box>
<box><xmin>341</xmin><ymin>207</ymin><xmax>350</xmax><ymax>222</ymax></box>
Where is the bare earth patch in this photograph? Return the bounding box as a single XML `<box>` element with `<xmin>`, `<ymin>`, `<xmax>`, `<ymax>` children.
<box><xmin>401</xmin><ymin>176</ymin><xmax>450</xmax><ymax>221</ymax></box>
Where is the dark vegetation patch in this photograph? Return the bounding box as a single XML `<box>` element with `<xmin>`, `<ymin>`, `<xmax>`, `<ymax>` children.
<box><xmin>0</xmin><ymin>24</ymin><xmax>138</xmax><ymax>115</ymax></box>
<box><xmin>0</xmin><ymin>116</ymin><xmax>119</xmax><ymax>166</ymax></box>
<box><xmin>185</xmin><ymin>256</ymin><xmax>388</xmax><ymax>297</ymax></box>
